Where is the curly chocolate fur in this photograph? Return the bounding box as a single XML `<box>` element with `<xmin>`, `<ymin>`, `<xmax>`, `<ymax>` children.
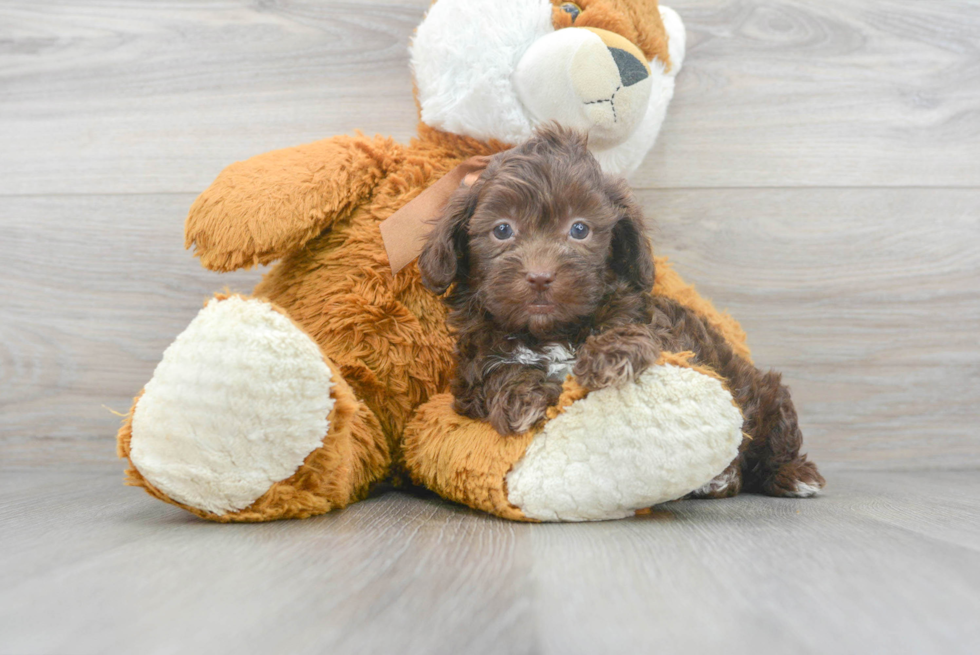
<box><xmin>419</xmin><ymin>126</ymin><xmax>824</xmax><ymax>498</ymax></box>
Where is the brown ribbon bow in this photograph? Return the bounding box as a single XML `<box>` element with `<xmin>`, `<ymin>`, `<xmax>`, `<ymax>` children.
<box><xmin>380</xmin><ymin>155</ymin><xmax>490</xmax><ymax>275</ymax></box>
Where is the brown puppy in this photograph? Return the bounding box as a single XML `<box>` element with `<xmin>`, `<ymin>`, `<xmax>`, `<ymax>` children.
<box><xmin>419</xmin><ymin>126</ymin><xmax>825</xmax><ymax>498</ymax></box>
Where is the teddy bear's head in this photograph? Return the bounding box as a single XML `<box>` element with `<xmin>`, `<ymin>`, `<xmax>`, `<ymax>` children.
<box><xmin>411</xmin><ymin>0</ymin><xmax>685</xmax><ymax>176</ymax></box>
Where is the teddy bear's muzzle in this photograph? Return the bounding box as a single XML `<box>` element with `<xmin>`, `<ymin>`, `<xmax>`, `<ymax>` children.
<box><xmin>514</xmin><ymin>26</ymin><xmax>656</xmax><ymax>150</ymax></box>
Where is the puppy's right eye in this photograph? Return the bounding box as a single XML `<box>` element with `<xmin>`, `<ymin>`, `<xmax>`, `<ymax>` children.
<box><xmin>492</xmin><ymin>223</ymin><xmax>514</xmax><ymax>240</ymax></box>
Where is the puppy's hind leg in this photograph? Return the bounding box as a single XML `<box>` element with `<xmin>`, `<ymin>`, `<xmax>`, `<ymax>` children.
<box><xmin>742</xmin><ymin>371</ymin><xmax>826</xmax><ymax>498</ymax></box>
<box><xmin>687</xmin><ymin>460</ymin><xmax>744</xmax><ymax>499</ymax></box>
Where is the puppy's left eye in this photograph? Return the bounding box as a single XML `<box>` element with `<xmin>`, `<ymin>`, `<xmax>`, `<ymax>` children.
<box><xmin>492</xmin><ymin>223</ymin><xmax>515</xmax><ymax>240</ymax></box>
<box><xmin>569</xmin><ymin>222</ymin><xmax>590</xmax><ymax>240</ymax></box>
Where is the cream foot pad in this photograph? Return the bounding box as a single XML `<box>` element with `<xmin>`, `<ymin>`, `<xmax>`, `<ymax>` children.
<box><xmin>130</xmin><ymin>296</ymin><xmax>334</xmax><ymax>515</ymax></box>
<box><xmin>507</xmin><ymin>365</ymin><xmax>743</xmax><ymax>521</ymax></box>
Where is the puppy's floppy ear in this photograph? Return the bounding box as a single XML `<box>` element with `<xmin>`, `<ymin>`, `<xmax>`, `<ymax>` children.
<box><xmin>418</xmin><ymin>183</ymin><xmax>479</xmax><ymax>294</ymax></box>
<box><xmin>606</xmin><ymin>179</ymin><xmax>655</xmax><ymax>290</ymax></box>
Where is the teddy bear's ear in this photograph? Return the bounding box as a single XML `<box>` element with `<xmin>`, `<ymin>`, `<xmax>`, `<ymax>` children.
<box><xmin>418</xmin><ymin>184</ymin><xmax>480</xmax><ymax>294</ymax></box>
<box><xmin>606</xmin><ymin>178</ymin><xmax>655</xmax><ymax>291</ymax></box>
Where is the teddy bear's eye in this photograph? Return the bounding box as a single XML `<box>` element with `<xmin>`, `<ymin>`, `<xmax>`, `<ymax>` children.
<box><xmin>569</xmin><ymin>221</ymin><xmax>590</xmax><ymax>240</ymax></box>
<box><xmin>492</xmin><ymin>222</ymin><xmax>515</xmax><ymax>240</ymax></box>
<box><xmin>560</xmin><ymin>2</ymin><xmax>581</xmax><ymax>21</ymax></box>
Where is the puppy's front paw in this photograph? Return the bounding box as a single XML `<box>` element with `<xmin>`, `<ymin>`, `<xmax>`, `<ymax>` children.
<box><xmin>574</xmin><ymin>325</ymin><xmax>660</xmax><ymax>390</ymax></box>
<box><xmin>488</xmin><ymin>382</ymin><xmax>562</xmax><ymax>436</ymax></box>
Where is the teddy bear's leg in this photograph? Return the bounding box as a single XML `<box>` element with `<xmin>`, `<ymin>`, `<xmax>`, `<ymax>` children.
<box><xmin>402</xmin><ymin>356</ymin><xmax>744</xmax><ymax>522</ymax></box>
<box><xmin>117</xmin><ymin>294</ymin><xmax>389</xmax><ymax>522</ymax></box>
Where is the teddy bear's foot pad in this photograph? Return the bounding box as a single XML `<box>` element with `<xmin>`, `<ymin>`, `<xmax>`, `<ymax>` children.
<box><xmin>506</xmin><ymin>365</ymin><xmax>743</xmax><ymax>521</ymax></box>
<box><xmin>129</xmin><ymin>295</ymin><xmax>334</xmax><ymax>515</ymax></box>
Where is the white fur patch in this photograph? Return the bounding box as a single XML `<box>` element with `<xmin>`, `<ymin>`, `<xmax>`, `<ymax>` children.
<box><xmin>487</xmin><ymin>343</ymin><xmax>577</xmax><ymax>380</ymax></box>
<box><xmin>541</xmin><ymin>343</ymin><xmax>577</xmax><ymax>379</ymax></box>
<box><xmin>693</xmin><ymin>467</ymin><xmax>739</xmax><ymax>497</ymax></box>
<box><xmin>506</xmin><ymin>365</ymin><xmax>743</xmax><ymax>521</ymax></box>
<box><xmin>130</xmin><ymin>296</ymin><xmax>334</xmax><ymax>516</ymax></box>
<box><xmin>787</xmin><ymin>481</ymin><xmax>822</xmax><ymax>498</ymax></box>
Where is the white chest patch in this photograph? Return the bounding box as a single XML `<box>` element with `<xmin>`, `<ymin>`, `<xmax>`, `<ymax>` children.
<box><xmin>487</xmin><ymin>343</ymin><xmax>577</xmax><ymax>380</ymax></box>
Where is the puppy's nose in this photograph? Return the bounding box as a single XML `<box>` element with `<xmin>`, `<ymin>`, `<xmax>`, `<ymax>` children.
<box><xmin>526</xmin><ymin>271</ymin><xmax>555</xmax><ymax>292</ymax></box>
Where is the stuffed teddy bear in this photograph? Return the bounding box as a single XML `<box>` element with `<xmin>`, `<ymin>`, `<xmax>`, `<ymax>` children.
<box><xmin>117</xmin><ymin>0</ymin><xmax>751</xmax><ymax>522</ymax></box>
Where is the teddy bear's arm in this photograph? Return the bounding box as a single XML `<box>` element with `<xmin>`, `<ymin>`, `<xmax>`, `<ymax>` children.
<box><xmin>185</xmin><ymin>134</ymin><xmax>399</xmax><ymax>272</ymax></box>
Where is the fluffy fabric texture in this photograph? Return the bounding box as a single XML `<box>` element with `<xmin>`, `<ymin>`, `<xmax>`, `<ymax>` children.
<box><xmin>185</xmin><ymin>134</ymin><xmax>399</xmax><ymax>272</ymax></box>
<box><xmin>249</xmin><ymin>129</ymin><xmax>503</xmax><ymax>457</ymax></box>
<box><xmin>402</xmin><ymin>393</ymin><xmax>538</xmax><ymax>522</ymax></box>
<box><xmin>411</xmin><ymin>0</ymin><xmax>553</xmax><ymax>145</ymax></box>
<box><xmin>507</xmin><ymin>362</ymin><xmax>744</xmax><ymax>521</ymax></box>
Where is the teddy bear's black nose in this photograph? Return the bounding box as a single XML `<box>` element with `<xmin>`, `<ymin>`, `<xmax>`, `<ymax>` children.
<box><xmin>609</xmin><ymin>47</ymin><xmax>649</xmax><ymax>87</ymax></box>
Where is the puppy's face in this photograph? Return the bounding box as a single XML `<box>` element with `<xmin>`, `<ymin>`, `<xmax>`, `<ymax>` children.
<box><xmin>464</xmin><ymin>167</ymin><xmax>615</xmax><ymax>336</ymax></box>
<box><xmin>420</xmin><ymin>127</ymin><xmax>654</xmax><ymax>338</ymax></box>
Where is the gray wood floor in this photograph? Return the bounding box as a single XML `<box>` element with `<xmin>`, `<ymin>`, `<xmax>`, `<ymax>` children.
<box><xmin>2</xmin><ymin>1</ymin><xmax>979</xmax><ymax>653</ymax></box>
<box><xmin>1</xmin><ymin>468</ymin><xmax>979</xmax><ymax>655</ymax></box>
